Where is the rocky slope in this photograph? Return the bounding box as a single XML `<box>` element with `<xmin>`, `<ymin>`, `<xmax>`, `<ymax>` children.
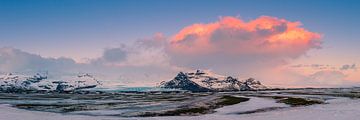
<box><xmin>159</xmin><ymin>70</ymin><xmax>266</xmax><ymax>92</ymax></box>
<box><xmin>0</xmin><ymin>73</ymin><xmax>101</xmax><ymax>93</ymax></box>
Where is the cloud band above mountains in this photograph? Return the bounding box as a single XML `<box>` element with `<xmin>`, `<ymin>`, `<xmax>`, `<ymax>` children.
<box><xmin>169</xmin><ymin>16</ymin><xmax>321</xmax><ymax>58</ymax></box>
<box><xmin>3</xmin><ymin>16</ymin><xmax>357</xmax><ymax>87</ymax></box>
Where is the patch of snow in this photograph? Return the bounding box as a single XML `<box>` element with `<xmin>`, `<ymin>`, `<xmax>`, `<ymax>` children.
<box><xmin>214</xmin><ymin>97</ymin><xmax>288</xmax><ymax>115</ymax></box>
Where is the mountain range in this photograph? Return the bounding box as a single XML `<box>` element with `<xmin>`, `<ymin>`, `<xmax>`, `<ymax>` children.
<box><xmin>0</xmin><ymin>73</ymin><xmax>101</xmax><ymax>93</ymax></box>
<box><xmin>159</xmin><ymin>70</ymin><xmax>267</xmax><ymax>92</ymax></box>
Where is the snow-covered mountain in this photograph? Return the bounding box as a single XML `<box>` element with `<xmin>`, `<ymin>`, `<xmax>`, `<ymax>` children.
<box><xmin>159</xmin><ymin>70</ymin><xmax>267</xmax><ymax>92</ymax></box>
<box><xmin>0</xmin><ymin>73</ymin><xmax>101</xmax><ymax>93</ymax></box>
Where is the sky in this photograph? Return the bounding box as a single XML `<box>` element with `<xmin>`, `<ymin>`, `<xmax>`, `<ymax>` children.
<box><xmin>0</xmin><ymin>0</ymin><xmax>359</xmax><ymax>87</ymax></box>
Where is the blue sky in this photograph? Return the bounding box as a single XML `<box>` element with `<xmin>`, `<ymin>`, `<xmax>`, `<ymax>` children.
<box><xmin>0</xmin><ymin>0</ymin><xmax>359</xmax><ymax>87</ymax></box>
<box><xmin>0</xmin><ymin>0</ymin><xmax>359</xmax><ymax>61</ymax></box>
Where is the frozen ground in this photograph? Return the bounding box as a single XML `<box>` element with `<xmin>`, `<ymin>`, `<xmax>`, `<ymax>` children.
<box><xmin>1</xmin><ymin>96</ymin><xmax>360</xmax><ymax>120</ymax></box>
<box><xmin>144</xmin><ymin>97</ymin><xmax>360</xmax><ymax>120</ymax></box>
<box><xmin>0</xmin><ymin>104</ymin><xmax>105</xmax><ymax>120</ymax></box>
<box><xmin>1</xmin><ymin>88</ymin><xmax>360</xmax><ymax>120</ymax></box>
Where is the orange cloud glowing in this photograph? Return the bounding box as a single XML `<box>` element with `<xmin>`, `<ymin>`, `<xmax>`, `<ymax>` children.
<box><xmin>170</xmin><ymin>16</ymin><xmax>321</xmax><ymax>58</ymax></box>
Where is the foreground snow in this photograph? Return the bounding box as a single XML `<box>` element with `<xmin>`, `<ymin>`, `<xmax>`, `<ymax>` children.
<box><xmin>1</xmin><ymin>97</ymin><xmax>359</xmax><ymax>120</ymax></box>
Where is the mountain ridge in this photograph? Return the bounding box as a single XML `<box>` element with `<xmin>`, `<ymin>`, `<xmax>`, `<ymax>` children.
<box><xmin>159</xmin><ymin>70</ymin><xmax>267</xmax><ymax>92</ymax></box>
<box><xmin>0</xmin><ymin>73</ymin><xmax>101</xmax><ymax>93</ymax></box>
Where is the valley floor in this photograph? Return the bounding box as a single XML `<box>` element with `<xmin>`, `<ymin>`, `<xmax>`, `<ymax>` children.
<box><xmin>146</xmin><ymin>97</ymin><xmax>360</xmax><ymax>120</ymax></box>
<box><xmin>1</xmin><ymin>91</ymin><xmax>360</xmax><ymax>120</ymax></box>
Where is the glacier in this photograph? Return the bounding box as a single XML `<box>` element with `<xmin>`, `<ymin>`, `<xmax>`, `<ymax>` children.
<box><xmin>0</xmin><ymin>73</ymin><xmax>101</xmax><ymax>92</ymax></box>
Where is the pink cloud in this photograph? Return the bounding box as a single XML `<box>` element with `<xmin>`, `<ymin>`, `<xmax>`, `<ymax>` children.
<box><xmin>169</xmin><ymin>16</ymin><xmax>321</xmax><ymax>58</ymax></box>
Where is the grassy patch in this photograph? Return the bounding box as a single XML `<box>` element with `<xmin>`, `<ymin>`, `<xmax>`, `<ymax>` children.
<box><xmin>140</xmin><ymin>95</ymin><xmax>250</xmax><ymax>117</ymax></box>
<box><xmin>140</xmin><ymin>107</ymin><xmax>210</xmax><ymax>117</ymax></box>
<box><xmin>278</xmin><ymin>97</ymin><xmax>323</xmax><ymax>106</ymax></box>
<box><xmin>271</xmin><ymin>96</ymin><xmax>287</xmax><ymax>99</ymax></box>
<box><xmin>168</xmin><ymin>107</ymin><xmax>209</xmax><ymax>115</ymax></box>
<box><xmin>236</xmin><ymin>107</ymin><xmax>286</xmax><ymax>115</ymax></box>
<box><xmin>216</xmin><ymin>95</ymin><xmax>250</xmax><ymax>106</ymax></box>
<box><xmin>15</xmin><ymin>102</ymin><xmax>128</xmax><ymax>113</ymax></box>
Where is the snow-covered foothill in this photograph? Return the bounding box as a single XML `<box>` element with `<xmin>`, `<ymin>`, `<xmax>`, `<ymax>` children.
<box><xmin>0</xmin><ymin>73</ymin><xmax>101</xmax><ymax>92</ymax></box>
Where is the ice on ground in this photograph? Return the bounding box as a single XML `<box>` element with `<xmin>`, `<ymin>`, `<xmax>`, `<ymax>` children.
<box><xmin>142</xmin><ymin>97</ymin><xmax>360</xmax><ymax>120</ymax></box>
<box><xmin>1</xmin><ymin>96</ymin><xmax>360</xmax><ymax>120</ymax></box>
<box><xmin>0</xmin><ymin>104</ymin><xmax>112</xmax><ymax>120</ymax></box>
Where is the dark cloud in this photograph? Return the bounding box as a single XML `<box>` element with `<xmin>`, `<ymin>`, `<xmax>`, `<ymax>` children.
<box><xmin>102</xmin><ymin>47</ymin><xmax>127</xmax><ymax>63</ymax></box>
<box><xmin>340</xmin><ymin>64</ymin><xmax>357</xmax><ymax>71</ymax></box>
<box><xmin>0</xmin><ymin>47</ymin><xmax>80</xmax><ymax>73</ymax></box>
<box><xmin>290</xmin><ymin>64</ymin><xmax>333</xmax><ymax>70</ymax></box>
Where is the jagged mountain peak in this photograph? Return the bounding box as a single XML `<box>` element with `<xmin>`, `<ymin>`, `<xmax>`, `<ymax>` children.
<box><xmin>160</xmin><ymin>70</ymin><xmax>267</xmax><ymax>92</ymax></box>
